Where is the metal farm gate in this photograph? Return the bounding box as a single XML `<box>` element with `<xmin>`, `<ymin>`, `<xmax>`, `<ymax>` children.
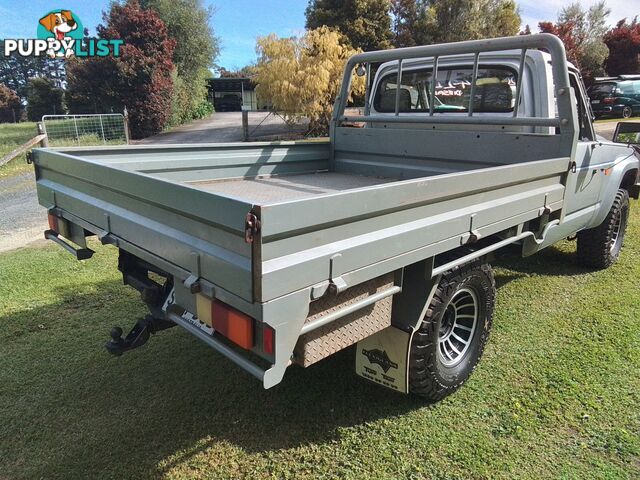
<box><xmin>42</xmin><ymin>114</ymin><xmax>129</xmax><ymax>145</ymax></box>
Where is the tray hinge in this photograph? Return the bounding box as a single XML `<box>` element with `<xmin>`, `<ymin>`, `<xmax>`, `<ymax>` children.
<box><xmin>245</xmin><ymin>212</ymin><xmax>261</xmax><ymax>244</ymax></box>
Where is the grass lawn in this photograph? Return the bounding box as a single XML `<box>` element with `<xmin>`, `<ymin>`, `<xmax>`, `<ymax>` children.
<box><xmin>0</xmin><ymin>122</ymin><xmax>127</xmax><ymax>179</ymax></box>
<box><xmin>0</xmin><ymin>122</ymin><xmax>39</xmax><ymax>178</ymax></box>
<box><xmin>594</xmin><ymin>117</ymin><xmax>640</xmax><ymax>124</ymax></box>
<box><xmin>0</xmin><ymin>200</ymin><xmax>638</xmax><ymax>479</ymax></box>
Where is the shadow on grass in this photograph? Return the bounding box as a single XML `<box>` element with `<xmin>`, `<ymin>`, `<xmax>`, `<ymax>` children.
<box><xmin>1</xmin><ymin>280</ymin><xmax>426</xmax><ymax>478</ymax></box>
<box><xmin>494</xmin><ymin>242</ymin><xmax>592</xmax><ymax>278</ymax></box>
<box><xmin>2</xmin><ymin>243</ymin><xmax>600</xmax><ymax>478</ymax></box>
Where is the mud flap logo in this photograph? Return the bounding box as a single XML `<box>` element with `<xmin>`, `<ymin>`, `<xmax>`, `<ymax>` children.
<box><xmin>362</xmin><ymin>348</ymin><xmax>398</xmax><ymax>373</ymax></box>
<box><xmin>355</xmin><ymin>327</ymin><xmax>410</xmax><ymax>393</ymax></box>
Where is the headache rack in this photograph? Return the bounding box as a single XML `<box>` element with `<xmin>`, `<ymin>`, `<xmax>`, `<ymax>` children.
<box><xmin>332</xmin><ymin>33</ymin><xmax>576</xmax><ymax>144</ymax></box>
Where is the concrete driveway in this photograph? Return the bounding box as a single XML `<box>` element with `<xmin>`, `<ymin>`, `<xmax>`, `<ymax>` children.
<box><xmin>0</xmin><ymin>115</ymin><xmax>634</xmax><ymax>253</ymax></box>
<box><xmin>137</xmin><ymin>111</ymin><xmax>308</xmax><ymax>144</ymax></box>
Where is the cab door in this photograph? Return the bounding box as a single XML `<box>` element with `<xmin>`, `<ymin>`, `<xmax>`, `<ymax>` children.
<box><xmin>564</xmin><ymin>72</ymin><xmax>606</xmax><ymax>216</ymax></box>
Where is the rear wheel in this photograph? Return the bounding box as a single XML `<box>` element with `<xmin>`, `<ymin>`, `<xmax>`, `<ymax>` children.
<box><xmin>577</xmin><ymin>189</ymin><xmax>630</xmax><ymax>269</ymax></box>
<box><xmin>408</xmin><ymin>261</ymin><xmax>495</xmax><ymax>402</ymax></box>
<box><xmin>622</xmin><ymin>106</ymin><xmax>633</xmax><ymax>118</ymax></box>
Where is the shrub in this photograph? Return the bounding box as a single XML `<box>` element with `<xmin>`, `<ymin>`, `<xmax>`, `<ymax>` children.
<box><xmin>0</xmin><ymin>84</ymin><xmax>22</xmax><ymax>123</ymax></box>
<box><xmin>254</xmin><ymin>27</ymin><xmax>365</xmax><ymax>135</ymax></box>
<box><xmin>66</xmin><ymin>1</ymin><xmax>176</xmax><ymax>139</ymax></box>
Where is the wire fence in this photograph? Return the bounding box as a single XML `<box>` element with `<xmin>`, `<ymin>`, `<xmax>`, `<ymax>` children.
<box><xmin>42</xmin><ymin>114</ymin><xmax>129</xmax><ymax>146</ymax></box>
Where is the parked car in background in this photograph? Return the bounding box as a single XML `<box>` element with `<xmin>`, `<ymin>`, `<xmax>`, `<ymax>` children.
<box><xmin>588</xmin><ymin>75</ymin><xmax>640</xmax><ymax>119</ymax></box>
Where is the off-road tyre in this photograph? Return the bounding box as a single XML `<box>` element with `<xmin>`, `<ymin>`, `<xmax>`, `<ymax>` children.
<box><xmin>409</xmin><ymin>261</ymin><xmax>495</xmax><ymax>402</ymax></box>
<box><xmin>577</xmin><ymin>189</ymin><xmax>630</xmax><ymax>270</ymax></box>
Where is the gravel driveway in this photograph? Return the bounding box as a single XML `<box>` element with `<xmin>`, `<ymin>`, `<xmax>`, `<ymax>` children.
<box><xmin>0</xmin><ymin>171</ymin><xmax>47</xmax><ymax>253</ymax></box>
<box><xmin>0</xmin><ymin>116</ymin><xmax>629</xmax><ymax>253</ymax></box>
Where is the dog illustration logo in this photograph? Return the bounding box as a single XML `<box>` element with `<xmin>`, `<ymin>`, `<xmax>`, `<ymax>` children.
<box><xmin>37</xmin><ymin>10</ymin><xmax>83</xmax><ymax>58</ymax></box>
<box><xmin>2</xmin><ymin>10</ymin><xmax>122</xmax><ymax>59</ymax></box>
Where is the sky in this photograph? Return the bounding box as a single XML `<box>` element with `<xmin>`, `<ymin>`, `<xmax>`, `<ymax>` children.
<box><xmin>0</xmin><ymin>0</ymin><xmax>639</xmax><ymax>70</ymax></box>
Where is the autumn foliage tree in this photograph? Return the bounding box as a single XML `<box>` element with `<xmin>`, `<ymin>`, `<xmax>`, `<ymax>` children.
<box><xmin>538</xmin><ymin>21</ymin><xmax>581</xmax><ymax>64</ymax></box>
<box><xmin>66</xmin><ymin>1</ymin><xmax>175</xmax><ymax>138</ymax></box>
<box><xmin>604</xmin><ymin>18</ymin><xmax>640</xmax><ymax>76</ymax></box>
<box><xmin>0</xmin><ymin>84</ymin><xmax>22</xmax><ymax>123</ymax></box>
<box><xmin>539</xmin><ymin>2</ymin><xmax>610</xmax><ymax>83</ymax></box>
<box><xmin>254</xmin><ymin>27</ymin><xmax>365</xmax><ymax>134</ymax></box>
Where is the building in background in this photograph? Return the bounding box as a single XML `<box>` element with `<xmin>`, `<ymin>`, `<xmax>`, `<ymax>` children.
<box><xmin>207</xmin><ymin>78</ymin><xmax>267</xmax><ymax>111</ymax></box>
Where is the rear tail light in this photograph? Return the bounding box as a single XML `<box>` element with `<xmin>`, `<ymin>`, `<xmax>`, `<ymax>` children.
<box><xmin>602</xmin><ymin>97</ymin><xmax>615</xmax><ymax>105</ymax></box>
<box><xmin>262</xmin><ymin>325</ymin><xmax>275</xmax><ymax>355</ymax></box>
<box><xmin>212</xmin><ymin>301</ymin><xmax>254</xmax><ymax>349</ymax></box>
<box><xmin>196</xmin><ymin>295</ymin><xmax>254</xmax><ymax>350</ymax></box>
<box><xmin>47</xmin><ymin>212</ymin><xmax>59</xmax><ymax>232</ymax></box>
<box><xmin>47</xmin><ymin>212</ymin><xmax>70</xmax><ymax>238</ymax></box>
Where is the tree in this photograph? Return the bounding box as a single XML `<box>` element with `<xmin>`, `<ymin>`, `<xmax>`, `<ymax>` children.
<box><xmin>254</xmin><ymin>27</ymin><xmax>365</xmax><ymax>134</ymax></box>
<box><xmin>26</xmin><ymin>77</ymin><xmax>65</xmax><ymax>121</ymax></box>
<box><xmin>392</xmin><ymin>0</ymin><xmax>521</xmax><ymax>47</ymax></box>
<box><xmin>0</xmin><ymin>84</ymin><xmax>22</xmax><ymax>123</ymax></box>
<box><xmin>305</xmin><ymin>0</ymin><xmax>393</xmax><ymax>51</ymax></box>
<box><xmin>140</xmin><ymin>0</ymin><xmax>220</xmax><ymax>124</ymax></box>
<box><xmin>66</xmin><ymin>1</ymin><xmax>176</xmax><ymax>139</ymax></box>
<box><xmin>219</xmin><ymin>66</ymin><xmax>257</xmax><ymax>78</ymax></box>
<box><xmin>538</xmin><ymin>21</ymin><xmax>580</xmax><ymax>64</ymax></box>
<box><xmin>604</xmin><ymin>18</ymin><xmax>640</xmax><ymax>76</ymax></box>
<box><xmin>539</xmin><ymin>1</ymin><xmax>611</xmax><ymax>82</ymax></box>
<box><xmin>0</xmin><ymin>44</ymin><xmax>65</xmax><ymax>100</ymax></box>
<box><xmin>392</xmin><ymin>0</ymin><xmax>419</xmax><ymax>47</ymax></box>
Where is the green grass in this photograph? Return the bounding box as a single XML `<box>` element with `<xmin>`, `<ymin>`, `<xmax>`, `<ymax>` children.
<box><xmin>0</xmin><ymin>121</ymin><xmax>127</xmax><ymax>178</ymax></box>
<box><xmin>0</xmin><ymin>122</ymin><xmax>39</xmax><ymax>178</ymax></box>
<box><xmin>1</xmin><ymin>201</ymin><xmax>639</xmax><ymax>479</ymax></box>
<box><xmin>594</xmin><ymin>116</ymin><xmax>640</xmax><ymax>123</ymax></box>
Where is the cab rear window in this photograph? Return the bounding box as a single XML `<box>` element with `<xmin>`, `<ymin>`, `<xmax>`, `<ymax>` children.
<box><xmin>373</xmin><ymin>65</ymin><xmax>518</xmax><ymax>114</ymax></box>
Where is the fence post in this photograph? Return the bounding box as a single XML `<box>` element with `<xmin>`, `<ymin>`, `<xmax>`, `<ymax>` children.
<box><xmin>242</xmin><ymin>110</ymin><xmax>249</xmax><ymax>142</ymax></box>
<box><xmin>99</xmin><ymin>115</ymin><xmax>106</xmax><ymax>144</ymax></box>
<box><xmin>73</xmin><ymin>116</ymin><xmax>80</xmax><ymax>143</ymax></box>
<box><xmin>123</xmin><ymin>109</ymin><xmax>131</xmax><ymax>144</ymax></box>
<box><xmin>37</xmin><ymin>122</ymin><xmax>49</xmax><ymax>147</ymax></box>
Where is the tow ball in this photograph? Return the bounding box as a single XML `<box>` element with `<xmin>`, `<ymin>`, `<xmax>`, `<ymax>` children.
<box><xmin>105</xmin><ymin>315</ymin><xmax>175</xmax><ymax>356</ymax></box>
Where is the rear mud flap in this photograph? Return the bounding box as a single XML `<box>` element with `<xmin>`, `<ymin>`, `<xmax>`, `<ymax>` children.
<box><xmin>355</xmin><ymin>326</ymin><xmax>411</xmax><ymax>394</ymax></box>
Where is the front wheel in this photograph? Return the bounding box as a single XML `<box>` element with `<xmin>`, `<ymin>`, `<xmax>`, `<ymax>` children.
<box><xmin>577</xmin><ymin>189</ymin><xmax>630</xmax><ymax>269</ymax></box>
<box><xmin>622</xmin><ymin>106</ymin><xmax>633</xmax><ymax>119</ymax></box>
<box><xmin>409</xmin><ymin>261</ymin><xmax>495</xmax><ymax>402</ymax></box>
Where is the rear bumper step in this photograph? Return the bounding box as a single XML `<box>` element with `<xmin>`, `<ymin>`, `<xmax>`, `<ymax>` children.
<box><xmin>44</xmin><ymin>230</ymin><xmax>94</xmax><ymax>260</ymax></box>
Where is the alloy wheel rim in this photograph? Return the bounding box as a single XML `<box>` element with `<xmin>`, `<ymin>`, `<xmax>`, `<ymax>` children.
<box><xmin>437</xmin><ymin>288</ymin><xmax>479</xmax><ymax>367</ymax></box>
<box><xmin>610</xmin><ymin>206</ymin><xmax>627</xmax><ymax>253</ymax></box>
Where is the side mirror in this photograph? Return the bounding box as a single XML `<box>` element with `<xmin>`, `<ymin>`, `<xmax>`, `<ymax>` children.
<box><xmin>355</xmin><ymin>64</ymin><xmax>367</xmax><ymax>77</ymax></box>
<box><xmin>613</xmin><ymin>121</ymin><xmax>640</xmax><ymax>145</ymax></box>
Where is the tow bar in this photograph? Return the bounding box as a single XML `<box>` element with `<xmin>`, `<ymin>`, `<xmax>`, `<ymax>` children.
<box><xmin>105</xmin><ymin>315</ymin><xmax>175</xmax><ymax>356</ymax></box>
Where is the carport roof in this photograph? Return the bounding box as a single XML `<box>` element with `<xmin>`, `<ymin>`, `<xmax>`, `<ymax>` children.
<box><xmin>208</xmin><ymin>78</ymin><xmax>255</xmax><ymax>92</ymax></box>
